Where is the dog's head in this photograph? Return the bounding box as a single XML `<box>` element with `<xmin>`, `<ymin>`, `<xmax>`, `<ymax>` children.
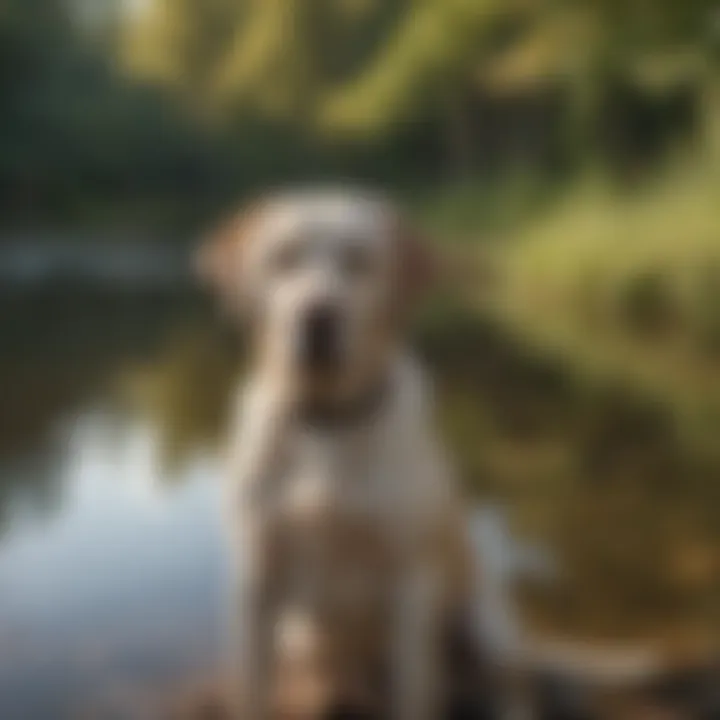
<box><xmin>197</xmin><ymin>189</ymin><xmax>435</xmax><ymax>404</ymax></box>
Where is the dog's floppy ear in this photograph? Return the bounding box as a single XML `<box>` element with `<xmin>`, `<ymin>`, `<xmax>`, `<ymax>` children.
<box><xmin>195</xmin><ymin>202</ymin><xmax>263</xmax><ymax>309</ymax></box>
<box><xmin>393</xmin><ymin>213</ymin><xmax>438</xmax><ymax>313</ymax></box>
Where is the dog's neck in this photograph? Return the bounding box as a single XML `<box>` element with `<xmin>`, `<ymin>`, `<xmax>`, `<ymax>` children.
<box><xmin>294</xmin><ymin>374</ymin><xmax>392</xmax><ymax>432</ymax></box>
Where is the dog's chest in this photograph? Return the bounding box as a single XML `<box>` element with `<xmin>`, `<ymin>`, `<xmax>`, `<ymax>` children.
<box><xmin>269</xmin><ymin>429</ymin><xmax>401</xmax><ymax>610</ymax></box>
<box><xmin>281</xmin><ymin>431</ymin><xmax>384</xmax><ymax>516</ymax></box>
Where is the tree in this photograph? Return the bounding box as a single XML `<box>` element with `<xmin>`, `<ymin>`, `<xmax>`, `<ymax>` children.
<box><xmin>121</xmin><ymin>0</ymin><xmax>245</xmax><ymax>105</ymax></box>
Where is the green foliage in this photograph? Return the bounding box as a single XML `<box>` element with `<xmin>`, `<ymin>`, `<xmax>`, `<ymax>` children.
<box><xmin>122</xmin><ymin>0</ymin><xmax>245</xmax><ymax>101</ymax></box>
<box><xmin>0</xmin><ymin>0</ymin><xmax>718</xmax><ymax>228</ymax></box>
<box><xmin>0</xmin><ymin>0</ymin><xmax>232</xmax><ymax>228</ymax></box>
<box><xmin>495</xmin><ymin>146</ymin><xmax>720</xmax><ymax>452</ymax></box>
<box><xmin>321</xmin><ymin>0</ymin><xmax>507</xmax><ymax>133</ymax></box>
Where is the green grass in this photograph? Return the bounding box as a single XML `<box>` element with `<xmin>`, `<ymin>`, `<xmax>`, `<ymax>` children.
<box><xmin>409</xmin><ymin>170</ymin><xmax>565</xmax><ymax>244</ymax></box>
<box><xmin>404</xmin><ymin>138</ymin><xmax>720</xmax><ymax>643</ymax></box>
<box><xmin>477</xmin><ymin>137</ymin><xmax>720</xmax><ymax>447</ymax></box>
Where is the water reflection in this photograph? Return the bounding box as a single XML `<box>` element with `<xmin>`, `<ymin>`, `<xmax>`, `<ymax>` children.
<box><xmin>0</xmin><ymin>287</ymin><xmax>231</xmax><ymax>719</ymax></box>
<box><xmin>116</xmin><ymin>324</ymin><xmax>241</xmax><ymax>471</ymax></box>
<box><xmin>0</xmin><ymin>408</ymin><xmax>226</xmax><ymax>719</ymax></box>
<box><xmin>0</xmin><ymin>286</ymin><xmax>716</xmax><ymax>718</ymax></box>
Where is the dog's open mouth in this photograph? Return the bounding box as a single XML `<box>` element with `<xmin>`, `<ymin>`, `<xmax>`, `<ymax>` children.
<box><xmin>299</xmin><ymin>303</ymin><xmax>344</xmax><ymax>376</ymax></box>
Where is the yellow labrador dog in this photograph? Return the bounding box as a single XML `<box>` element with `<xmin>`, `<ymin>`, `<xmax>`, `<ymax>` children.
<box><xmin>199</xmin><ymin>189</ymin><xmax>485</xmax><ymax>720</ymax></box>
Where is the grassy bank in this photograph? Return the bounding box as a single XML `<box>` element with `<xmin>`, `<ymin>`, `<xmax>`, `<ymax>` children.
<box><xmin>411</xmin><ymin>134</ymin><xmax>720</xmax><ymax>644</ymax></box>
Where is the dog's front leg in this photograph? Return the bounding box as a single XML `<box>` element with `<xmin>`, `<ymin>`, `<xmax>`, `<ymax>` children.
<box><xmin>391</xmin><ymin>563</ymin><xmax>442</xmax><ymax>720</ymax></box>
<box><xmin>230</xmin><ymin>524</ymin><xmax>276</xmax><ymax>720</ymax></box>
<box><xmin>226</xmin><ymin>387</ymin><xmax>292</xmax><ymax>720</ymax></box>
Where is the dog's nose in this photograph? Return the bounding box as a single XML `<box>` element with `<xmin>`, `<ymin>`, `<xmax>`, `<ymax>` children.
<box><xmin>301</xmin><ymin>303</ymin><xmax>341</xmax><ymax>372</ymax></box>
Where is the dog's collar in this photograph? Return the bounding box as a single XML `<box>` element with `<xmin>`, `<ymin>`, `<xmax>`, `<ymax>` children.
<box><xmin>295</xmin><ymin>379</ymin><xmax>391</xmax><ymax>432</ymax></box>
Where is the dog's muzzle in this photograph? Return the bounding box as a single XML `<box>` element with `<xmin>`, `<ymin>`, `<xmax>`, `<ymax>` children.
<box><xmin>300</xmin><ymin>303</ymin><xmax>342</xmax><ymax>373</ymax></box>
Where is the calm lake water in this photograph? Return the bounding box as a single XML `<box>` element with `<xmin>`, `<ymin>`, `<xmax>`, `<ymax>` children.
<box><xmin>0</xmin><ymin>279</ymin><xmax>716</xmax><ymax>718</ymax></box>
<box><xmin>0</xmin><ymin>284</ymin><xmax>532</xmax><ymax>719</ymax></box>
<box><xmin>0</xmin><ymin>286</ymin><xmax>232</xmax><ymax>719</ymax></box>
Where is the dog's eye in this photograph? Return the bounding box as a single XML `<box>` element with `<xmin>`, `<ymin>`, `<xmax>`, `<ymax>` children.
<box><xmin>341</xmin><ymin>245</ymin><xmax>373</xmax><ymax>278</ymax></box>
